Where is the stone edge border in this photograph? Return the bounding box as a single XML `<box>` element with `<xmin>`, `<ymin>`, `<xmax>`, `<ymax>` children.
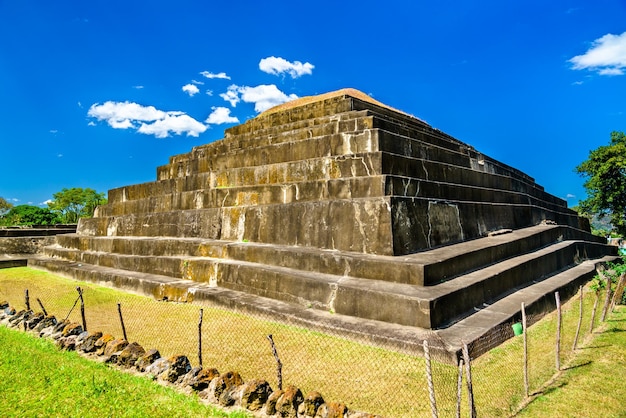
<box><xmin>0</xmin><ymin>301</ymin><xmax>383</xmax><ymax>418</ymax></box>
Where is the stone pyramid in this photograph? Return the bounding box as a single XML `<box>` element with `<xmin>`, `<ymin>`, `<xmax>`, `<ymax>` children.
<box><xmin>32</xmin><ymin>88</ymin><xmax>617</xmax><ymax>359</ymax></box>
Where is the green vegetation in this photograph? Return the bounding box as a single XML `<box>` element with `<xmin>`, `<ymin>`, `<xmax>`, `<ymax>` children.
<box><xmin>0</xmin><ymin>196</ymin><xmax>12</xmax><ymax>217</ymax></box>
<box><xmin>0</xmin><ymin>187</ymin><xmax>107</xmax><ymax>226</ymax></box>
<box><xmin>0</xmin><ymin>204</ymin><xmax>61</xmax><ymax>226</ymax></box>
<box><xmin>576</xmin><ymin>131</ymin><xmax>626</xmax><ymax>236</ymax></box>
<box><xmin>0</xmin><ymin>325</ymin><xmax>249</xmax><ymax>418</ymax></box>
<box><xmin>515</xmin><ymin>306</ymin><xmax>626</xmax><ymax>417</ymax></box>
<box><xmin>47</xmin><ymin>187</ymin><xmax>107</xmax><ymax>223</ymax></box>
<box><xmin>1</xmin><ymin>267</ymin><xmax>625</xmax><ymax>417</ymax></box>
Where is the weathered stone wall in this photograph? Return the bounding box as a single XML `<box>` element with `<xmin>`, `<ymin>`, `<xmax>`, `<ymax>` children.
<box><xmin>82</xmin><ymin>90</ymin><xmax>586</xmax><ymax>256</ymax></box>
<box><xmin>0</xmin><ymin>226</ymin><xmax>76</xmax><ymax>255</ymax></box>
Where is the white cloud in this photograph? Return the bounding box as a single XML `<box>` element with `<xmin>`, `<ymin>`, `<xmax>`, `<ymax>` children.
<box><xmin>40</xmin><ymin>199</ymin><xmax>53</xmax><ymax>206</ymax></box>
<box><xmin>220</xmin><ymin>85</ymin><xmax>241</xmax><ymax>107</ymax></box>
<box><xmin>206</xmin><ymin>90</ymin><xmax>213</xmax><ymax>96</ymax></box>
<box><xmin>88</xmin><ymin>101</ymin><xmax>207</xmax><ymax>138</ymax></box>
<box><xmin>137</xmin><ymin>114</ymin><xmax>207</xmax><ymax>138</ymax></box>
<box><xmin>219</xmin><ymin>84</ymin><xmax>298</xmax><ymax>112</ymax></box>
<box><xmin>133</xmin><ymin>85</ymin><xmax>144</xmax><ymax>89</ymax></box>
<box><xmin>238</xmin><ymin>84</ymin><xmax>298</xmax><ymax>112</ymax></box>
<box><xmin>259</xmin><ymin>56</ymin><xmax>314</xmax><ymax>78</ymax></box>
<box><xmin>205</xmin><ymin>107</ymin><xmax>239</xmax><ymax>125</ymax></box>
<box><xmin>88</xmin><ymin>101</ymin><xmax>166</xmax><ymax>126</ymax></box>
<box><xmin>566</xmin><ymin>193</ymin><xmax>576</xmax><ymax>199</ymax></box>
<box><xmin>182</xmin><ymin>83</ymin><xmax>200</xmax><ymax>96</ymax></box>
<box><xmin>569</xmin><ymin>31</ymin><xmax>626</xmax><ymax>76</ymax></box>
<box><xmin>200</xmin><ymin>71</ymin><xmax>231</xmax><ymax>80</ymax></box>
<box><xmin>191</xmin><ymin>79</ymin><xmax>204</xmax><ymax>85</ymax></box>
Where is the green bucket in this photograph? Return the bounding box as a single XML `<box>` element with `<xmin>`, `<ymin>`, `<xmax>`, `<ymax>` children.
<box><xmin>512</xmin><ymin>322</ymin><xmax>523</xmax><ymax>336</ymax></box>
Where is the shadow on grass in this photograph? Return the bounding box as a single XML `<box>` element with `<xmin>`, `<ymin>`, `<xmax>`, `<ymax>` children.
<box><xmin>577</xmin><ymin>343</ymin><xmax>610</xmax><ymax>350</ymax></box>
<box><xmin>562</xmin><ymin>360</ymin><xmax>592</xmax><ymax>371</ymax></box>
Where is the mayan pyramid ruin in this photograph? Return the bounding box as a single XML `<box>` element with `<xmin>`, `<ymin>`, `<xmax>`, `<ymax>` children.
<box><xmin>31</xmin><ymin>88</ymin><xmax>618</xmax><ymax>359</ymax></box>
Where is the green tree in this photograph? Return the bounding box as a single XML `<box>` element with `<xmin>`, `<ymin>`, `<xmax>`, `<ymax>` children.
<box><xmin>576</xmin><ymin>131</ymin><xmax>626</xmax><ymax>236</ymax></box>
<box><xmin>0</xmin><ymin>196</ymin><xmax>13</xmax><ymax>217</ymax></box>
<box><xmin>0</xmin><ymin>205</ymin><xmax>61</xmax><ymax>226</ymax></box>
<box><xmin>47</xmin><ymin>188</ymin><xmax>106</xmax><ymax>224</ymax></box>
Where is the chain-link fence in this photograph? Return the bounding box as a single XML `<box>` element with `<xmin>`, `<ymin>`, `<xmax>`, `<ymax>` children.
<box><xmin>0</xmin><ymin>267</ymin><xmax>622</xmax><ymax>417</ymax></box>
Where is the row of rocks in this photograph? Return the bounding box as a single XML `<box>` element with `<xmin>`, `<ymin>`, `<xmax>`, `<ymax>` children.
<box><xmin>0</xmin><ymin>301</ymin><xmax>381</xmax><ymax>418</ymax></box>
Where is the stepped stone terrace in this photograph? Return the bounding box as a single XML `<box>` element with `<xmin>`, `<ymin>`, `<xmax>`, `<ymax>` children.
<box><xmin>30</xmin><ymin>88</ymin><xmax>618</xmax><ymax>360</ymax></box>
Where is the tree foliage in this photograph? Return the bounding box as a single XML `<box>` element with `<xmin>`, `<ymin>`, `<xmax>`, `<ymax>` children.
<box><xmin>47</xmin><ymin>187</ymin><xmax>106</xmax><ymax>224</ymax></box>
<box><xmin>0</xmin><ymin>205</ymin><xmax>61</xmax><ymax>226</ymax></box>
<box><xmin>576</xmin><ymin>131</ymin><xmax>626</xmax><ymax>236</ymax></box>
<box><xmin>0</xmin><ymin>197</ymin><xmax>13</xmax><ymax>217</ymax></box>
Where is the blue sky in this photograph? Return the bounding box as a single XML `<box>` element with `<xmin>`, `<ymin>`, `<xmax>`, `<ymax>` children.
<box><xmin>1</xmin><ymin>1</ymin><xmax>625</xmax><ymax>209</ymax></box>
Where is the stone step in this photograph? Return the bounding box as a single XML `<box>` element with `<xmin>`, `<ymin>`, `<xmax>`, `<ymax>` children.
<box><xmin>437</xmin><ymin>256</ymin><xmax>617</xmax><ymax>357</ymax></box>
<box><xmin>30</xmin><ymin>240</ymin><xmax>616</xmax><ymax>344</ymax></box>
<box><xmin>108</xmin><ymin>149</ymin><xmax>563</xmax><ymax>215</ymax></box>
<box><xmin>53</xmin><ymin>225</ymin><xmax>606</xmax><ymax>286</ymax></box>
<box><xmin>42</xmin><ymin>231</ymin><xmax>613</xmax><ymax>330</ymax></box>
<box><xmin>86</xmin><ymin>193</ymin><xmax>589</xmax><ymax>255</ymax></box>
<box><xmin>26</xmin><ymin>255</ymin><xmax>445</xmax><ymax>360</ymax></box>
<box><xmin>329</xmin><ymin>240</ymin><xmax>612</xmax><ymax>328</ymax></box>
<box><xmin>29</xmin><ymin>252</ymin><xmax>616</xmax><ymax>363</ymax></box>
<box><xmin>156</xmin><ymin>112</ymin><xmax>372</xmax><ymax>178</ymax></box>
<box><xmin>104</xmin><ymin>161</ymin><xmax>569</xmax><ymax>218</ymax></box>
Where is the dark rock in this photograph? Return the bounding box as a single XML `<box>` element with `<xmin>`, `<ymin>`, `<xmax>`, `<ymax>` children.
<box><xmin>135</xmin><ymin>348</ymin><xmax>161</xmax><ymax>372</ymax></box>
<box><xmin>159</xmin><ymin>355</ymin><xmax>191</xmax><ymax>383</ymax></box>
<box><xmin>219</xmin><ymin>385</ymin><xmax>241</xmax><ymax>407</ymax></box>
<box><xmin>57</xmin><ymin>335</ymin><xmax>78</xmax><ymax>351</ymax></box>
<box><xmin>145</xmin><ymin>357</ymin><xmax>170</xmax><ymax>378</ymax></box>
<box><xmin>190</xmin><ymin>367</ymin><xmax>220</xmax><ymax>391</ymax></box>
<box><xmin>298</xmin><ymin>391</ymin><xmax>325</xmax><ymax>417</ymax></box>
<box><xmin>241</xmin><ymin>379</ymin><xmax>273</xmax><ymax>411</ymax></box>
<box><xmin>52</xmin><ymin>320</ymin><xmax>69</xmax><ymax>333</ymax></box>
<box><xmin>212</xmin><ymin>371</ymin><xmax>244</xmax><ymax>401</ymax></box>
<box><xmin>94</xmin><ymin>334</ymin><xmax>115</xmax><ymax>356</ymax></box>
<box><xmin>4</xmin><ymin>305</ymin><xmax>16</xmax><ymax>315</ymax></box>
<box><xmin>275</xmin><ymin>385</ymin><xmax>304</xmax><ymax>418</ymax></box>
<box><xmin>104</xmin><ymin>338</ymin><xmax>128</xmax><ymax>357</ymax></box>
<box><xmin>117</xmin><ymin>342</ymin><xmax>146</xmax><ymax>367</ymax></box>
<box><xmin>75</xmin><ymin>331</ymin><xmax>89</xmax><ymax>344</ymax></box>
<box><xmin>179</xmin><ymin>366</ymin><xmax>202</xmax><ymax>388</ymax></box>
<box><xmin>0</xmin><ymin>300</ymin><xmax>8</xmax><ymax>309</ymax></box>
<box><xmin>78</xmin><ymin>331</ymin><xmax>103</xmax><ymax>353</ymax></box>
<box><xmin>9</xmin><ymin>309</ymin><xmax>30</xmax><ymax>325</ymax></box>
<box><xmin>24</xmin><ymin>312</ymin><xmax>45</xmax><ymax>330</ymax></box>
<box><xmin>315</xmin><ymin>401</ymin><xmax>348</xmax><ymax>418</ymax></box>
<box><xmin>34</xmin><ymin>315</ymin><xmax>57</xmax><ymax>332</ymax></box>
<box><xmin>61</xmin><ymin>322</ymin><xmax>83</xmax><ymax>337</ymax></box>
<box><xmin>265</xmin><ymin>389</ymin><xmax>283</xmax><ymax>415</ymax></box>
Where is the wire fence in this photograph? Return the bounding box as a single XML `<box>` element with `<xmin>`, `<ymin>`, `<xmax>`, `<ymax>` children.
<box><xmin>0</xmin><ymin>267</ymin><xmax>623</xmax><ymax>417</ymax></box>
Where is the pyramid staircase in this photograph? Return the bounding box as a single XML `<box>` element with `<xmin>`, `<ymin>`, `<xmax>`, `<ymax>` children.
<box><xmin>29</xmin><ymin>89</ymin><xmax>618</xmax><ymax>361</ymax></box>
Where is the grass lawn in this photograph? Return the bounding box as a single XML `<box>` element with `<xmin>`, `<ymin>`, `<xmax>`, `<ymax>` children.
<box><xmin>0</xmin><ymin>325</ymin><xmax>250</xmax><ymax>418</ymax></box>
<box><xmin>515</xmin><ymin>305</ymin><xmax>626</xmax><ymax>417</ymax></box>
<box><xmin>1</xmin><ymin>267</ymin><xmax>625</xmax><ymax>417</ymax></box>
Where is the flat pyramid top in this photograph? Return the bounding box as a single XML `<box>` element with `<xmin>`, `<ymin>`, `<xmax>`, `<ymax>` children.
<box><xmin>256</xmin><ymin>88</ymin><xmax>415</xmax><ymax>119</ymax></box>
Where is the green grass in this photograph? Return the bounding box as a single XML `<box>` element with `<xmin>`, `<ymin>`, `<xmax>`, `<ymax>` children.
<box><xmin>1</xmin><ymin>267</ymin><xmax>626</xmax><ymax>417</ymax></box>
<box><xmin>515</xmin><ymin>306</ymin><xmax>626</xmax><ymax>417</ymax></box>
<box><xmin>0</xmin><ymin>325</ymin><xmax>250</xmax><ymax>418</ymax></box>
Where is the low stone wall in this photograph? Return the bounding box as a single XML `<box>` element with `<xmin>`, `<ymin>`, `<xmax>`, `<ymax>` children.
<box><xmin>0</xmin><ymin>236</ymin><xmax>57</xmax><ymax>254</ymax></box>
<box><xmin>0</xmin><ymin>225</ymin><xmax>77</xmax><ymax>255</ymax></box>
<box><xmin>0</xmin><ymin>301</ymin><xmax>380</xmax><ymax>418</ymax></box>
